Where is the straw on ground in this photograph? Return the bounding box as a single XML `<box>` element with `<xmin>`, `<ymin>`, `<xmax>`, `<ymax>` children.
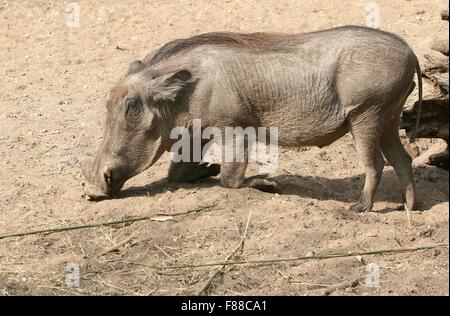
<box><xmin>0</xmin><ymin>203</ymin><xmax>218</xmax><ymax>240</ymax></box>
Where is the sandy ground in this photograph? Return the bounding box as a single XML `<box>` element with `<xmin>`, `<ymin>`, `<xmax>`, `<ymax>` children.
<box><xmin>0</xmin><ymin>0</ymin><xmax>448</xmax><ymax>296</ymax></box>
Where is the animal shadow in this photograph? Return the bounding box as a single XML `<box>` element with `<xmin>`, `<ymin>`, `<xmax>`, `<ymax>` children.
<box><xmin>271</xmin><ymin>166</ymin><xmax>448</xmax><ymax>212</ymax></box>
<box><xmin>113</xmin><ymin>166</ymin><xmax>447</xmax><ymax>211</ymax></box>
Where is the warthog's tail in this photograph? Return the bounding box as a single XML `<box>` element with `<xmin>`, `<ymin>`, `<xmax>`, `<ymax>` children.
<box><xmin>410</xmin><ymin>54</ymin><xmax>423</xmax><ymax>143</ymax></box>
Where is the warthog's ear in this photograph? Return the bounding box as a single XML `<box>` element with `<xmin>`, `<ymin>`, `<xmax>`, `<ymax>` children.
<box><xmin>150</xmin><ymin>69</ymin><xmax>192</xmax><ymax>102</ymax></box>
<box><xmin>126</xmin><ymin>60</ymin><xmax>144</xmax><ymax>75</ymax></box>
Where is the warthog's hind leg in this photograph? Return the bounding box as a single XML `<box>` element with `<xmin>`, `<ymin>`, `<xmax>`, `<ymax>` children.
<box><xmin>349</xmin><ymin>117</ymin><xmax>385</xmax><ymax>212</ymax></box>
<box><xmin>380</xmin><ymin>116</ymin><xmax>416</xmax><ymax>210</ymax></box>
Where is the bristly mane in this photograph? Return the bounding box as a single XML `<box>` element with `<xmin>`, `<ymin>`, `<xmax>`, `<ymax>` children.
<box><xmin>143</xmin><ymin>26</ymin><xmax>397</xmax><ymax>67</ymax></box>
<box><xmin>144</xmin><ymin>32</ymin><xmax>302</xmax><ymax>66</ymax></box>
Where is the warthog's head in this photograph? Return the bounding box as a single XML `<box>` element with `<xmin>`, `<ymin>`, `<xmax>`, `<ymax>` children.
<box><xmin>82</xmin><ymin>60</ymin><xmax>193</xmax><ymax>194</ymax></box>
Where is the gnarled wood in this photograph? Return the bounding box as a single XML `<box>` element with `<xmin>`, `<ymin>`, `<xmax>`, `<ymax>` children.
<box><xmin>430</xmin><ymin>37</ymin><xmax>449</xmax><ymax>56</ymax></box>
<box><xmin>401</xmin><ymin>97</ymin><xmax>449</xmax><ymax>170</ymax></box>
<box><xmin>424</xmin><ymin>54</ymin><xmax>449</xmax><ymax>74</ymax></box>
<box><xmin>442</xmin><ymin>8</ymin><xmax>449</xmax><ymax>21</ymax></box>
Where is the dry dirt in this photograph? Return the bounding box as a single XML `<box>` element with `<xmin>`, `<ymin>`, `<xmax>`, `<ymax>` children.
<box><xmin>0</xmin><ymin>0</ymin><xmax>448</xmax><ymax>296</ymax></box>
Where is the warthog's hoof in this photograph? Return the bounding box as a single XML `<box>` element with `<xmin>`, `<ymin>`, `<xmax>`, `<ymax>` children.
<box><xmin>207</xmin><ymin>163</ymin><xmax>221</xmax><ymax>177</ymax></box>
<box><xmin>428</xmin><ymin>150</ymin><xmax>449</xmax><ymax>170</ymax></box>
<box><xmin>349</xmin><ymin>202</ymin><xmax>372</xmax><ymax>213</ymax></box>
<box><xmin>247</xmin><ymin>178</ymin><xmax>280</xmax><ymax>194</ymax></box>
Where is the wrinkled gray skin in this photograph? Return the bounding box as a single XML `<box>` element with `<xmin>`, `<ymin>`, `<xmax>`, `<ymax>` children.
<box><xmin>83</xmin><ymin>26</ymin><xmax>422</xmax><ymax>212</ymax></box>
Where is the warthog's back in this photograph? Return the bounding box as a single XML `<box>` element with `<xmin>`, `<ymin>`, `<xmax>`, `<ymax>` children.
<box><xmin>144</xmin><ymin>26</ymin><xmax>417</xmax><ymax>146</ymax></box>
<box><xmin>144</xmin><ymin>26</ymin><xmax>411</xmax><ymax>68</ymax></box>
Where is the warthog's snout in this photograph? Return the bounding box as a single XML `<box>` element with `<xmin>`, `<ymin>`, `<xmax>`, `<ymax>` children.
<box><xmin>82</xmin><ymin>159</ymin><xmax>128</xmax><ymax>195</ymax></box>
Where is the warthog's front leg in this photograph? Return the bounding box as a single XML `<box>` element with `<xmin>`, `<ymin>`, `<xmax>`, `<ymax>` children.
<box><xmin>167</xmin><ymin>137</ymin><xmax>221</xmax><ymax>183</ymax></box>
<box><xmin>168</xmin><ymin>161</ymin><xmax>220</xmax><ymax>183</ymax></box>
<box><xmin>220</xmin><ymin>161</ymin><xmax>247</xmax><ymax>188</ymax></box>
<box><xmin>220</xmin><ymin>162</ymin><xmax>279</xmax><ymax>193</ymax></box>
<box><xmin>220</xmin><ymin>134</ymin><xmax>278</xmax><ymax>192</ymax></box>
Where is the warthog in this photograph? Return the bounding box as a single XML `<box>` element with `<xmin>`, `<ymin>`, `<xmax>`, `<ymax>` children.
<box><xmin>83</xmin><ymin>25</ymin><xmax>422</xmax><ymax>212</ymax></box>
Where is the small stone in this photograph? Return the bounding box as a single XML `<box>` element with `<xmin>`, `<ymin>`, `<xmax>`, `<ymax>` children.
<box><xmin>433</xmin><ymin>249</ymin><xmax>441</xmax><ymax>257</ymax></box>
<box><xmin>58</xmin><ymin>154</ymin><xmax>79</xmax><ymax>168</ymax></box>
<box><xmin>419</xmin><ymin>228</ymin><xmax>434</xmax><ymax>238</ymax></box>
<box><xmin>62</xmin><ymin>143</ymin><xmax>71</xmax><ymax>150</ymax></box>
<box><xmin>317</xmin><ymin>150</ymin><xmax>326</xmax><ymax>158</ymax></box>
<box><xmin>356</xmin><ymin>255</ymin><xmax>366</xmax><ymax>265</ymax></box>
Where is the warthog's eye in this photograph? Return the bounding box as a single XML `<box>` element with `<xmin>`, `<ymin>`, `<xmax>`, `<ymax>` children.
<box><xmin>124</xmin><ymin>97</ymin><xmax>143</xmax><ymax>122</ymax></box>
